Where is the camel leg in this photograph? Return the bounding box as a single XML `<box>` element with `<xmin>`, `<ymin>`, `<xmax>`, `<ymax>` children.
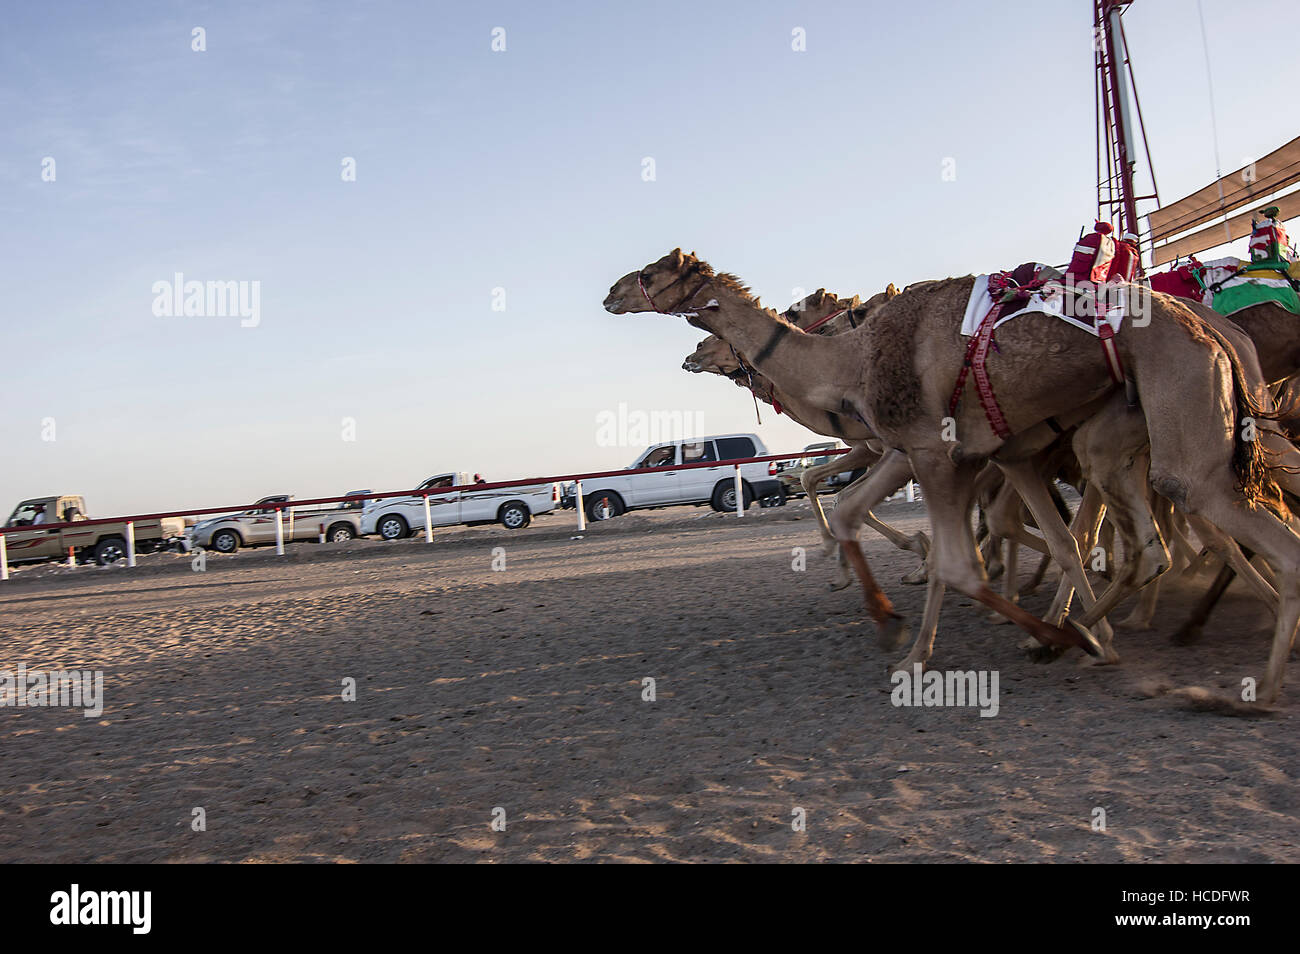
<box><xmin>804</xmin><ymin>444</ymin><xmax>879</xmax><ymax>548</ymax></box>
<box><xmin>809</xmin><ymin>449</ymin><xmax>926</xmax><ymax>589</ymax></box>
<box><xmin>1019</xmin><ymin>550</ymin><xmax>1052</xmax><ymax>596</ymax></box>
<box><xmin>892</xmin><ymin>573</ymin><xmax>946</xmax><ymax>674</ymax></box>
<box><xmin>999</xmin><ymin>459</ymin><xmax>1115</xmax><ymax>654</ymax></box>
<box><xmin>1075</xmin><ymin>449</ymin><xmax>1172</xmax><ymax>633</ymax></box>
<box><xmin>826</xmin><ymin>450</ymin><xmax>916</xmax><ymax>646</ymax></box>
<box><xmin>1185</xmin><ymin>515</ymin><xmax>1278</xmax><ymax>614</ymax></box>
<box><xmin>1045</xmin><ymin>482</ymin><xmax>1106</xmax><ymax>625</ymax></box>
<box><xmin>1172</xmin><ymin>559</ymin><xmax>1238</xmax><ymax>645</ymax></box>
<box><xmin>1120</xmin><ymin>574</ymin><xmax>1161</xmax><ymax>630</ymax></box>
<box><xmin>992</xmin><ymin>535</ymin><xmax>1020</xmax><ymax>624</ymax></box>
<box><xmin>1148</xmin><ymin>460</ymin><xmax>1300</xmax><ymax>704</ymax></box>
<box><xmin>899</xmin><ymin>451</ymin><xmax>1102</xmax><ymax>658</ymax></box>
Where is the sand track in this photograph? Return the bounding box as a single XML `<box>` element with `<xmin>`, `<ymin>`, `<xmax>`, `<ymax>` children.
<box><xmin>1</xmin><ymin>500</ymin><xmax>1296</xmax><ymax>862</ymax></box>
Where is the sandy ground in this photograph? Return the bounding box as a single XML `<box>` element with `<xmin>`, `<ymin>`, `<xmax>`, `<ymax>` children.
<box><xmin>0</xmin><ymin>498</ymin><xmax>1296</xmax><ymax>863</ymax></box>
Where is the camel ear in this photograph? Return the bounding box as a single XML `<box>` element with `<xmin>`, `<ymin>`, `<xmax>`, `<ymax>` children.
<box><xmin>886</xmin><ymin>283</ymin><xmax>899</xmax><ymax>298</ymax></box>
<box><xmin>670</xmin><ymin>247</ymin><xmax>684</xmax><ymax>266</ymax></box>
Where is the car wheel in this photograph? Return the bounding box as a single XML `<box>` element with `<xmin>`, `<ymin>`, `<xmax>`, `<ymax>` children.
<box><xmin>211</xmin><ymin>530</ymin><xmax>240</xmax><ymax>554</ymax></box>
<box><xmin>377</xmin><ymin>515</ymin><xmax>409</xmax><ymax>540</ymax></box>
<box><xmin>327</xmin><ymin>523</ymin><xmax>355</xmax><ymax>543</ymax></box>
<box><xmin>585</xmin><ymin>491</ymin><xmax>624</xmax><ymax>522</ymax></box>
<box><xmin>713</xmin><ymin>482</ymin><xmax>753</xmax><ymax>512</ymax></box>
<box><xmin>499</xmin><ymin>502</ymin><xmax>531</xmax><ymax>530</ymax></box>
<box><xmin>93</xmin><ymin>537</ymin><xmax>128</xmax><ymax>566</ymax></box>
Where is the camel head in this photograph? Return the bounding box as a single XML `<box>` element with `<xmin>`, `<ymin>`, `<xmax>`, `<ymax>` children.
<box><xmin>604</xmin><ymin>248</ymin><xmax>716</xmax><ymax>317</ymax></box>
<box><xmin>849</xmin><ymin>283</ymin><xmax>900</xmax><ymax>325</ymax></box>
<box><xmin>681</xmin><ymin>288</ymin><xmax>859</xmax><ymax>377</ymax></box>
<box><xmin>682</xmin><ymin>335</ymin><xmax>738</xmax><ymax>375</ymax></box>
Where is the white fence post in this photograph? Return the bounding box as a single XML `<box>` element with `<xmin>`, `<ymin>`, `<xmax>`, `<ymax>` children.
<box><xmin>575</xmin><ymin>480</ymin><xmax>587</xmax><ymax>531</ymax></box>
<box><xmin>424</xmin><ymin>495</ymin><xmax>434</xmax><ymax>543</ymax></box>
<box><xmin>126</xmin><ymin>521</ymin><xmax>137</xmax><ymax>567</ymax></box>
<box><xmin>906</xmin><ymin>480</ymin><xmax>916</xmax><ymax>503</ymax></box>
<box><xmin>733</xmin><ymin>464</ymin><xmax>744</xmax><ymax>517</ymax></box>
<box><xmin>0</xmin><ymin>534</ymin><xmax>7</xmax><ymax>581</ymax></box>
<box><xmin>318</xmin><ymin>523</ymin><xmax>325</xmax><ymax>544</ymax></box>
<box><xmin>275</xmin><ymin>509</ymin><xmax>285</xmax><ymax>555</ymax></box>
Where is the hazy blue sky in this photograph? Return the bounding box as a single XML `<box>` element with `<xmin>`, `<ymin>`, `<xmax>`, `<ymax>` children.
<box><xmin>3</xmin><ymin>0</ymin><xmax>1297</xmax><ymax>515</ymax></box>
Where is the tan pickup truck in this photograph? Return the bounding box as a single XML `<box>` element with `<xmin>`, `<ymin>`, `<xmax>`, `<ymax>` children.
<box><xmin>2</xmin><ymin>495</ymin><xmax>188</xmax><ymax>566</ymax></box>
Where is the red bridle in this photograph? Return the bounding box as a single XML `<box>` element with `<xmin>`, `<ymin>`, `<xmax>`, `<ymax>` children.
<box><xmin>637</xmin><ymin>267</ymin><xmax>713</xmax><ymax>317</ymax></box>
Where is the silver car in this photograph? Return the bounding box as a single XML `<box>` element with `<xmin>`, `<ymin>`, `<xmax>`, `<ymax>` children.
<box><xmin>188</xmin><ymin>491</ymin><xmax>369</xmax><ymax>553</ymax></box>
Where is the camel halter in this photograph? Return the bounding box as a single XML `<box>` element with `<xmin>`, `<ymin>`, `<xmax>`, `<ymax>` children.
<box><xmin>722</xmin><ymin>306</ymin><xmax>847</xmax><ymax>426</ymax></box>
<box><xmin>727</xmin><ymin>344</ymin><xmax>768</xmax><ymax>425</ymax></box>
<box><xmin>637</xmin><ymin>267</ymin><xmax>718</xmax><ymax>318</ymax></box>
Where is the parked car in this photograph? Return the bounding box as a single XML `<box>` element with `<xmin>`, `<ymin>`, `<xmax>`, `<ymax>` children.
<box><xmin>777</xmin><ymin>442</ymin><xmax>866</xmax><ymax>497</ymax></box>
<box><xmin>574</xmin><ymin>434</ymin><xmax>784</xmax><ymax>522</ymax></box>
<box><xmin>2</xmin><ymin>495</ymin><xmax>187</xmax><ymax>566</ymax></box>
<box><xmin>360</xmin><ymin>472</ymin><xmax>557</xmax><ymax>540</ymax></box>
<box><xmin>187</xmin><ymin>491</ymin><xmax>369</xmax><ymax>553</ymax></box>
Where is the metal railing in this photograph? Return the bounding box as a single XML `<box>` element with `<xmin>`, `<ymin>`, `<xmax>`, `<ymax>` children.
<box><xmin>0</xmin><ymin>446</ymin><xmax>864</xmax><ymax>578</ymax></box>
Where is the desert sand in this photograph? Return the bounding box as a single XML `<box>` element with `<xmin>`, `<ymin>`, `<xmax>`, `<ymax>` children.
<box><xmin>0</xmin><ymin>498</ymin><xmax>1296</xmax><ymax>863</ymax></box>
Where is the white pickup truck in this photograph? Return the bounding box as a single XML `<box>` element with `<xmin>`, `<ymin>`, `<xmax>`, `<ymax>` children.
<box><xmin>360</xmin><ymin>472</ymin><xmax>558</xmax><ymax>540</ymax></box>
<box><xmin>571</xmin><ymin>434</ymin><xmax>784</xmax><ymax>522</ymax></box>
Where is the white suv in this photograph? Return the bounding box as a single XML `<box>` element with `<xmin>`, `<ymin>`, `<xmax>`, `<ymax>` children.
<box><xmin>577</xmin><ymin>434</ymin><xmax>782</xmax><ymax>522</ymax></box>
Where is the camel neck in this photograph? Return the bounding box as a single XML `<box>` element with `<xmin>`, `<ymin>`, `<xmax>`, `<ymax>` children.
<box><xmin>692</xmin><ymin>287</ymin><xmax>854</xmax><ymax>402</ymax></box>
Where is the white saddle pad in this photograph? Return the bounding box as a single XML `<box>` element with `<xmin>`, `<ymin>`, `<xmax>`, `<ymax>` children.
<box><xmin>961</xmin><ymin>274</ymin><xmax>1127</xmax><ymax>338</ymax></box>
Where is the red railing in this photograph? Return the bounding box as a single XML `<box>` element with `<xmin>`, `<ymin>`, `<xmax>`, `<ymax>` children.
<box><xmin>0</xmin><ymin>447</ymin><xmax>853</xmax><ymax>536</ymax></box>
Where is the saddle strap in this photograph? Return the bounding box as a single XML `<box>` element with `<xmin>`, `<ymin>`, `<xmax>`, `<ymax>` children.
<box><xmin>948</xmin><ymin>302</ymin><xmax>1013</xmax><ymax>440</ymax></box>
<box><xmin>1098</xmin><ymin>322</ymin><xmax>1125</xmax><ymax>384</ymax></box>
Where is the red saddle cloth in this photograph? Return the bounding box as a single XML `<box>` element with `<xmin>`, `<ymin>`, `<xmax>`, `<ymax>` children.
<box><xmin>1149</xmin><ymin>260</ymin><xmax>1203</xmax><ymax>303</ymax></box>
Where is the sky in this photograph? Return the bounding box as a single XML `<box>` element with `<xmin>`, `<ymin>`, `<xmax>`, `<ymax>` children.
<box><xmin>3</xmin><ymin>0</ymin><xmax>1299</xmax><ymax>517</ymax></box>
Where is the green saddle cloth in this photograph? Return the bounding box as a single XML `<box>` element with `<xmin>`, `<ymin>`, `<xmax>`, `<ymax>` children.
<box><xmin>1210</xmin><ymin>265</ymin><xmax>1300</xmax><ymax>317</ymax></box>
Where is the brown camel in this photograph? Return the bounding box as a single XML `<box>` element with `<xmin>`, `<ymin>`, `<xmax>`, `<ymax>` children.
<box><xmin>1042</xmin><ymin>300</ymin><xmax>1300</xmax><ymax>638</ymax></box>
<box><xmin>682</xmin><ymin>286</ymin><xmax>929</xmax><ymax>587</ymax></box>
<box><xmin>605</xmin><ymin>250</ymin><xmax>1300</xmax><ymax>702</ymax></box>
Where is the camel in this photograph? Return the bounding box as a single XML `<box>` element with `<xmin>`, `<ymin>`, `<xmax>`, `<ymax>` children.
<box><xmin>605</xmin><ymin>250</ymin><xmax>1300</xmax><ymax>702</ymax></box>
<box><xmin>682</xmin><ymin>287</ymin><xmax>929</xmax><ymax>587</ymax></box>
<box><xmin>1041</xmin><ymin>301</ymin><xmax>1300</xmax><ymax>641</ymax></box>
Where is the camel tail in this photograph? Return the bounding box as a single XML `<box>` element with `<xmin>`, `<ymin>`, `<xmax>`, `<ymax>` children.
<box><xmin>1200</xmin><ymin>324</ymin><xmax>1293</xmax><ymax>516</ymax></box>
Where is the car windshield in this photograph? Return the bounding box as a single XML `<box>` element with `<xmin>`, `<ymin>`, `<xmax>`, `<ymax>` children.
<box><xmin>636</xmin><ymin>446</ymin><xmax>676</xmax><ymax>468</ymax></box>
<box><xmin>6</xmin><ymin>504</ymin><xmax>44</xmax><ymax>526</ymax></box>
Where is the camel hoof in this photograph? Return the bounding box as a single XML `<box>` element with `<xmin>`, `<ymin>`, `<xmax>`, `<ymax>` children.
<box><xmin>889</xmin><ymin>656</ymin><xmax>926</xmax><ymax>678</ymax></box>
<box><xmin>1171</xmin><ymin>623</ymin><xmax>1202</xmax><ymax>646</ymax></box>
<box><xmin>827</xmin><ymin>578</ymin><xmax>852</xmax><ymax>592</ymax></box>
<box><xmin>900</xmin><ymin>565</ymin><xmax>927</xmax><ymax>586</ymax></box>
<box><xmin>1078</xmin><ymin>646</ymin><xmax>1122</xmax><ymax>667</ymax></box>
<box><xmin>1065</xmin><ymin>618</ymin><xmax>1105</xmax><ymax>658</ymax></box>
<box><xmin>876</xmin><ymin>615</ymin><xmax>910</xmax><ymax>652</ymax></box>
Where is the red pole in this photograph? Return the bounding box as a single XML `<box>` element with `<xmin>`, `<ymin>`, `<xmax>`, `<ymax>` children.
<box><xmin>1100</xmin><ymin>0</ymin><xmax>1140</xmax><ymax>239</ymax></box>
